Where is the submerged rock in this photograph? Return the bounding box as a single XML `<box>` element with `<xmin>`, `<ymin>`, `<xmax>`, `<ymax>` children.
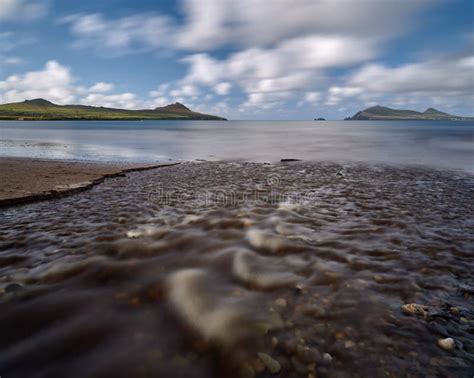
<box><xmin>232</xmin><ymin>249</ymin><xmax>300</xmax><ymax>290</ymax></box>
<box><xmin>437</xmin><ymin>337</ymin><xmax>455</xmax><ymax>351</ymax></box>
<box><xmin>275</xmin><ymin>298</ymin><xmax>287</xmax><ymax>307</ymax></box>
<box><xmin>246</xmin><ymin>229</ymin><xmax>288</xmax><ymax>253</ymax></box>
<box><xmin>167</xmin><ymin>268</ymin><xmax>256</xmax><ymax>347</ymax></box>
<box><xmin>257</xmin><ymin>352</ymin><xmax>281</xmax><ymax>373</ymax></box>
<box><xmin>401</xmin><ymin>303</ymin><xmax>429</xmax><ymax>318</ymax></box>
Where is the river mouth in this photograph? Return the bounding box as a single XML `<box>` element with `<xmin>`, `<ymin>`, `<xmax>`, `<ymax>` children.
<box><xmin>0</xmin><ymin>161</ymin><xmax>473</xmax><ymax>377</ymax></box>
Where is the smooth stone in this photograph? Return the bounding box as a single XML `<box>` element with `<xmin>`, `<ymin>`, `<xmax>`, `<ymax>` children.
<box><xmin>275</xmin><ymin>298</ymin><xmax>287</xmax><ymax>307</ymax></box>
<box><xmin>437</xmin><ymin>337</ymin><xmax>455</xmax><ymax>351</ymax></box>
<box><xmin>401</xmin><ymin>303</ymin><xmax>428</xmax><ymax>317</ymax></box>
<box><xmin>449</xmin><ymin>307</ymin><xmax>460</xmax><ymax>315</ymax></box>
<box><xmin>257</xmin><ymin>352</ymin><xmax>281</xmax><ymax>374</ymax></box>
<box><xmin>323</xmin><ymin>353</ymin><xmax>333</xmax><ymax>362</ymax></box>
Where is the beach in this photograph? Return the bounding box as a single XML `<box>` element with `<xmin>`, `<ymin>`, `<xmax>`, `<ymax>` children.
<box><xmin>0</xmin><ymin>157</ymin><xmax>177</xmax><ymax>207</ymax></box>
<box><xmin>1</xmin><ymin>160</ymin><xmax>472</xmax><ymax>377</ymax></box>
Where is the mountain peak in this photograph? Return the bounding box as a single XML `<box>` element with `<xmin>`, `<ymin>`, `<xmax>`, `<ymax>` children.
<box><xmin>24</xmin><ymin>98</ymin><xmax>55</xmax><ymax>106</ymax></box>
<box><xmin>424</xmin><ymin>107</ymin><xmax>440</xmax><ymax>114</ymax></box>
<box><xmin>157</xmin><ymin>102</ymin><xmax>191</xmax><ymax>112</ymax></box>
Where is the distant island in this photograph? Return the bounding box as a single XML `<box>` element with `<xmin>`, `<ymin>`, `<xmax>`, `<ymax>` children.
<box><xmin>0</xmin><ymin>99</ymin><xmax>226</xmax><ymax>120</ymax></box>
<box><xmin>345</xmin><ymin>105</ymin><xmax>473</xmax><ymax>121</ymax></box>
<box><xmin>314</xmin><ymin>117</ymin><xmax>326</xmax><ymax>121</ymax></box>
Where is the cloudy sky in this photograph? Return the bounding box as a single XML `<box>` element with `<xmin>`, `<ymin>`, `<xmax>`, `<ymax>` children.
<box><xmin>0</xmin><ymin>0</ymin><xmax>473</xmax><ymax>119</ymax></box>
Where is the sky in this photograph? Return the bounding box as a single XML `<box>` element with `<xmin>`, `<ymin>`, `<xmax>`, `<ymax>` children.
<box><xmin>0</xmin><ymin>0</ymin><xmax>473</xmax><ymax>120</ymax></box>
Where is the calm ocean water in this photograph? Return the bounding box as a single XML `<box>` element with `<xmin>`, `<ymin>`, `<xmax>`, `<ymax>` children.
<box><xmin>0</xmin><ymin>120</ymin><xmax>473</xmax><ymax>172</ymax></box>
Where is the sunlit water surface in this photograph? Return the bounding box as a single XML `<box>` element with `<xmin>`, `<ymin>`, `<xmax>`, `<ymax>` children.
<box><xmin>0</xmin><ymin>120</ymin><xmax>473</xmax><ymax>172</ymax></box>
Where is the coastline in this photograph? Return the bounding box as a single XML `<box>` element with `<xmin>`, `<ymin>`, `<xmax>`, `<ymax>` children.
<box><xmin>0</xmin><ymin>157</ymin><xmax>179</xmax><ymax>208</ymax></box>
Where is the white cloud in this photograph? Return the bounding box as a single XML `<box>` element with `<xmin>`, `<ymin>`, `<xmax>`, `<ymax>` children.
<box><xmin>0</xmin><ymin>61</ymin><xmax>144</xmax><ymax>109</ymax></box>
<box><xmin>62</xmin><ymin>0</ymin><xmax>432</xmax><ymax>53</ymax></box>
<box><xmin>325</xmin><ymin>55</ymin><xmax>474</xmax><ymax>108</ymax></box>
<box><xmin>0</xmin><ymin>0</ymin><xmax>48</xmax><ymax>21</ymax></box>
<box><xmin>298</xmin><ymin>91</ymin><xmax>321</xmax><ymax>106</ymax></box>
<box><xmin>213</xmin><ymin>82</ymin><xmax>231</xmax><ymax>95</ymax></box>
<box><xmin>80</xmin><ymin>93</ymin><xmax>139</xmax><ymax>109</ymax></box>
<box><xmin>181</xmin><ymin>35</ymin><xmax>375</xmax><ymax>108</ymax></box>
<box><xmin>2</xmin><ymin>57</ymin><xmax>24</xmax><ymax>65</ymax></box>
<box><xmin>61</xmin><ymin>13</ymin><xmax>174</xmax><ymax>54</ymax></box>
<box><xmin>0</xmin><ymin>60</ymin><xmax>77</xmax><ymax>104</ymax></box>
<box><xmin>177</xmin><ymin>0</ymin><xmax>433</xmax><ymax>50</ymax></box>
<box><xmin>349</xmin><ymin>58</ymin><xmax>474</xmax><ymax>94</ymax></box>
<box><xmin>88</xmin><ymin>82</ymin><xmax>114</xmax><ymax>93</ymax></box>
<box><xmin>169</xmin><ymin>84</ymin><xmax>200</xmax><ymax>98</ymax></box>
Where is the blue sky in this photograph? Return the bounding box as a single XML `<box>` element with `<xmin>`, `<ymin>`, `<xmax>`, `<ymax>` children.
<box><xmin>0</xmin><ymin>0</ymin><xmax>473</xmax><ymax>119</ymax></box>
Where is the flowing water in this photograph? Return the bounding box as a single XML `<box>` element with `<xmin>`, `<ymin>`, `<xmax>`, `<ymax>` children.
<box><xmin>1</xmin><ymin>161</ymin><xmax>473</xmax><ymax>377</ymax></box>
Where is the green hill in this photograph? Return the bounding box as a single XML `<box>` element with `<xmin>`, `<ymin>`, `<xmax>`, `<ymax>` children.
<box><xmin>0</xmin><ymin>99</ymin><xmax>227</xmax><ymax>120</ymax></box>
<box><xmin>346</xmin><ymin>105</ymin><xmax>472</xmax><ymax>120</ymax></box>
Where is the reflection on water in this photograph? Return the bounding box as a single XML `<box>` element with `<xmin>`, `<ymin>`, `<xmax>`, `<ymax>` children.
<box><xmin>0</xmin><ymin>162</ymin><xmax>473</xmax><ymax>377</ymax></box>
<box><xmin>0</xmin><ymin>120</ymin><xmax>473</xmax><ymax>172</ymax></box>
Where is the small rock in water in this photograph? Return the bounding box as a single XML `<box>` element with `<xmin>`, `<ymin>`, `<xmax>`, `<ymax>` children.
<box><xmin>323</xmin><ymin>353</ymin><xmax>333</xmax><ymax>362</ymax></box>
<box><xmin>257</xmin><ymin>352</ymin><xmax>281</xmax><ymax>374</ymax></box>
<box><xmin>335</xmin><ymin>168</ymin><xmax>345</xmax><ymax>177</ymax></box>
<box><xmin>232</xmin><ymin>249</ymin><xmax>300</xmax><ymax>289</ymax></box>
<box><xmin>126</xmin><ymin>229</ymin><xmax>143</xmax><ymax>238</ymax></box>
<box><xmin>271</xmin><ymin>336</ymin><xmax>279</xmax><ymax>348</ymax></box>
<box><xmin>278</xmin><ymin>202</ymin><xmax>303</xmax><ymax>212</ymax></box>
<box><xmin>401</xmin><ymin>303</ymin><xmax>429</xmax><ymax>318</ymax></box>
<box><xmin>280</xmin><ymin>159</ymin><xmax>301</xmax><ymax>162</ymax></box>
<box><xmin>449</xmin><ymin>306</ymin><xmax>460</xmax><ymax>315</ymax></box>
<box><xmin>167</xmin><ymin>268</ymin><xmax>255</xmax><ymax>347</ymax></box>
<box><xmin>275</xmin><ymin>298</ymin><xmax>287</xmax><ymax>307</ymax></box>
<box><xmin>246</xmin><ymin>229</ymin><xmax>287</xmax><ymax>253</ymax></box>
<box><xmin>437</xmin><ymin>338</ymin><xmax>455</xmax><ymax>351</ymax></box>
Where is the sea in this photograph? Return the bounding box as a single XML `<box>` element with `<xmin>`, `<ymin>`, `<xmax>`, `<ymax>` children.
<box><xmin>0</xmin><ymin>120</ymin><xmax>473</xmax><ymax>173</ymax></box>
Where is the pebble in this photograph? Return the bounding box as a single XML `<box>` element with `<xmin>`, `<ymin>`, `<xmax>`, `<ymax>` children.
<box><xmin>449</xmin><ymin>307</ymin><xmax>460</xmax><ymax>315</ymax></box>
<box><xmin>257</xmin><ymin>352</ymin><xmax>281</xmax><ymax>374</ymax></box>
<box><xmin>246</xmin><ymin>229</ymin><xmax>287</xmax><ymax>253</ymax></box>
<box><xmin>437</xmin><ymin>338</ymin><xmax>455</xmax><ymax>351</ymax></box>
<box><xmin>401</xmin><ymin>303</ymin><xmax>428</xmax><ymax>318</ymax></box>
<box><xmin>323</xmin><ymin>353</ymin><xmax>333</xmax><ymax>362</ymax></box>
<box><xmin>344</xmin><ymin>340</ymin><xmax>355</xmax><ymax>349</ymax></box>
<box><xmin>271</xmin><ymin>336</ymin><xmax>279</xmax><ymax>347</ymax></box>
<box><xmin>275</xmin><ymin>298</ymin><xmax>287</xmax><ymax>307</ymax></box>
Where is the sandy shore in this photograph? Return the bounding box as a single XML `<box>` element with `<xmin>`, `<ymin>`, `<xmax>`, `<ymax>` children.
<box><xmin>0</xmin><ymin>157</ymin><xmax>178</xmax><ymax>207</ymax></box>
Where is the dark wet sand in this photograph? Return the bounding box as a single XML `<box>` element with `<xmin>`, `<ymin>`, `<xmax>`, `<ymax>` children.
<box><xmin>0</xmin><ymin>161</ymin><xmax>473</xmax><ymax>377</ymax></box>
<box><xmin>0</xmin><ymin>157</ymin><xmax>178</xmax><ymax>207</ymax></box>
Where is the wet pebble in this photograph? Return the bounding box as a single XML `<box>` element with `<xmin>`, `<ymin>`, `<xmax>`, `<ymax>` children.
<box><xmin>401</xmin><ymin>303</ymin><xmax>429</xmax><ymax>318</ymax></box>
<box><xmin>437</xmin><ymin>337</ymin><xmax>455</xmax><ymax>351</ymax></box>
<box><xmin>257</xmin><ymin>352</ymin><xmax>281</xmax><ymax>374</ymax></box>
<box><xmin>275</xmin><ymin>298</ymin><xmax>287</xmax><ymax>307</ymax></box>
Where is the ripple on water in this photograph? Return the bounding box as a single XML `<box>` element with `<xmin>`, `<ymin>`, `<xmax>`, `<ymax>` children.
<box><xmin>0</xmin><ymin>161</ymin><xmax>473</xmax><ymax>377</ymax></box>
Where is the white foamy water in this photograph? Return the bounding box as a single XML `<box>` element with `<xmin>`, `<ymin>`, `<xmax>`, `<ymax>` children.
<box><xmin>0</xmin><ymin>120</ymin><xmax>473</xmax><ymax>172</ymax></box>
